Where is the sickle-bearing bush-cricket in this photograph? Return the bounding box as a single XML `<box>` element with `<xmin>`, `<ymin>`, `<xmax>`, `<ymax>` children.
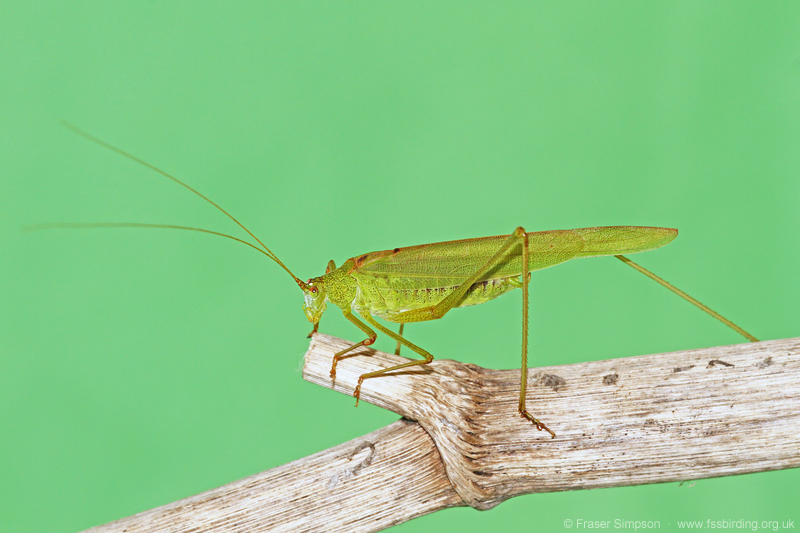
<box><xmin>34</xmin><ymin>123</ymin><xmax>759</xmax><ymax>438</ymax></box>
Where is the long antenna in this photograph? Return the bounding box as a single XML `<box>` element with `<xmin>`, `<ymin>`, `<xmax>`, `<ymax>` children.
<box><xmin>24</xmin><ymin>222</ymin><xmax>281</xmax><ymax>260</ymax></box>
<box><xmin>59</xmin><ymin>121</ymin><xmax>305</xmax><ymax>287</ymax></box>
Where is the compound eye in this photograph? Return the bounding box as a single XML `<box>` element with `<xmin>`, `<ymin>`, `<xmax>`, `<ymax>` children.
<box><xmin>311</xmin><ymin>287</ymin><xmax>318</xmax><ymax>294</ymax></box>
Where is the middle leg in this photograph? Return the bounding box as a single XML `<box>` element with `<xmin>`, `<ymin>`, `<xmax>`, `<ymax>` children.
<box><xmin>354</xmin><ymin>313</ymin><xmax>433</xmax><ymax>403</ymax></box>
<box><xmin>329</xmin><ymin>310</ymin><xmax>377</xmax><ymax>381</ymax></box>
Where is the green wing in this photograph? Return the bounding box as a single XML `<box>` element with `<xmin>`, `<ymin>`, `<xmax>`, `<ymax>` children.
<box><xmin>572</xmin><ymin>226</ymin><xmax>677</xmax><ymax>258</ymax></box>
<box><xmin>354</xmin><ymin>230</ymin><xmax>585</xmax><ymax>289</ymax></box>
<box><xmin>349</xmin><ymin>226</ymin><xmax>676</xmax><ymax>318</ymax></box>
<box><xmin>355</xmin><ymin>226</ymin><xmax>676</xmax><ymax>286</ymax></box>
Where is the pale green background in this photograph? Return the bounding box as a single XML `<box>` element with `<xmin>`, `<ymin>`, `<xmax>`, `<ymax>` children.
<box><xmin>2</xmin><ymin>3</ymin><xmax>799</xmax><ymax>532</ymax></box>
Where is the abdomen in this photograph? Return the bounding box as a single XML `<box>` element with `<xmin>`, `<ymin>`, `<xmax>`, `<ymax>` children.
<box><xmin>352</xmin><ymin>272</ymin><xmax>519</xmax><ymax>322</ymax></box>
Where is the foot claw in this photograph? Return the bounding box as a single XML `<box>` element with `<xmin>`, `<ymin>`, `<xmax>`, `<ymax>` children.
<box><xmin>520</xmin><ymin>409</ymin><xmax>556</xmax><ymax>438</ymax></box>
<box><xmin>353</xmin><ymin>377</ymin><xmax>365</xmax><ymax>407</ymax></box>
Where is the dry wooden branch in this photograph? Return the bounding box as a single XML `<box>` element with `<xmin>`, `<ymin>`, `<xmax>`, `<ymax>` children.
<box><xmin>82</xmin><ymin>335</ymin><xmax>800</xmax><ymax>533</ymax></box>
<box><xmin>304</xmin><ymin>334</ymin><xmax>800</xmax><ymax>510</ymax></box>
<box><xmin>83</xmin><ymin>419</ymin><xmax>463</xmax><ymax>533</ymax></box>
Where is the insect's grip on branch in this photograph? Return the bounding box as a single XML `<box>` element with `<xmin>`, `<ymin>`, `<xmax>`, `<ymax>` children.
<box><xmin>304</xmin><ymin>334</ymin><xmax>800</xmax><ymax>510</ymax></box>
<box><xmin>75</xmin><ymin>336</ymin><xmax>800</xmax><ymax>532</ymax></box>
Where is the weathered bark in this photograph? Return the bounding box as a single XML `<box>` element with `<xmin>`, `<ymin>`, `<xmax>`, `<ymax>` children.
<box><xmin>82</xmin><ymin>336</ymin><xmax>800</xmax><ymax>532</ymax></box>
<box><xmin>83</xmin><ymin>419</ymin><xmax>462</xmax><ymax>533</ymax></box>
<box><xmin>304</xmin><ymin>335</ymin><xmax>800</xmax><ymax>509</ymax></box>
